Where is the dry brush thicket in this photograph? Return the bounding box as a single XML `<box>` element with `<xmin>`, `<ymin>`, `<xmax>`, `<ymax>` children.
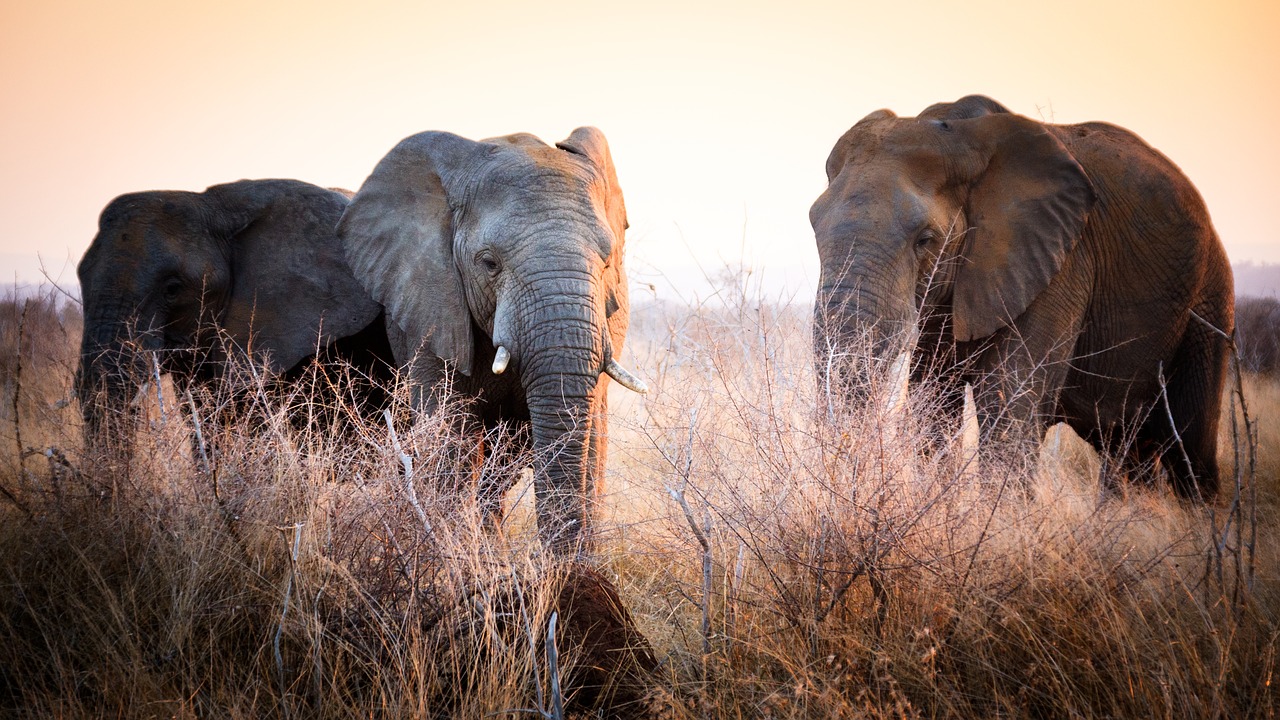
<box><xmin>0</xmin><ymin>283</ymin><xmax>1277</xmax><ymax>718</ymax></box>
<box><xmin>1237</xmin><ymin>295</ymin><xmax>1280</xmax><ymax>377</ymax></box>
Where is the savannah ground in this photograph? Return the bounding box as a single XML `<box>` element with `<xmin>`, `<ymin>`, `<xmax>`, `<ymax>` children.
<box><xmin>0</xmin><ymin>279</ymin><xmax>1276</xmax><ymax>718</ymax></box>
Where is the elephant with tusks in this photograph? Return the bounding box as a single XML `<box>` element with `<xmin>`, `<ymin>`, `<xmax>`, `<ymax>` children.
<box><xmin>811</xmin><ymin>95</ymin><xmax>1233</xmax><ymax>499</ymax></box>
<box><xmin>338</xmin><ymin>127</ymin><xmax>647</xmax><ymax>554</ymax></box>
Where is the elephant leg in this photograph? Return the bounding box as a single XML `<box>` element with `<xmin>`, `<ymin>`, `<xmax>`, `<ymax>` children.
<box><xmin>1140</xmin><ymin>324</ymin><xmax>1227</xmax><ymax>500</ymax></box>
<box><xmin>913</xmin><ymin>316</ymin><xmax>968</xmax><ymax>452</ymax></box>
<box><xmin>972</xmin><ymin>333</ymin><xmax>1074</xmax><ymax>459</ymax></box>
<box><xmin>320</xmin><ymin>311</ymin><xmax>398</xmax><ymax>423</ymax></box>
<box><xmin>476</xmin><ymin>419</ymin><xmax>530</xmax><ymax>531</ymax></box>
<box><xmin>926</xmin><ymin>370</ymin><xmax>968</xmax><ymax>452</ymax></box>
<box><xmin>449</xmin><ymin>414</ymin><xmax>496</xmax><ymax>521</ymax></box>
<box><xmin>1088</xmin><ymin>424</ymin><xmax>1160</xmax><ymax>497</ymax></box>
<box><xmin>971</xmin><ymin>285</ymin><xmax>1087</xmax><ymax>482</ymax></box>
<box><xmin>401</xmin><ymin>351</ymin><xmax>484</xmax><ymax>516</ymax></box>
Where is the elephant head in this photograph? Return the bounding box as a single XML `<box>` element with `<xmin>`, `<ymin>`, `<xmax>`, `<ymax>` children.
<box><xmin>810</xmin><ymin>95</ymin><xmax>1096</xmax><ymax>394</ymax></box>
<box><xmin>337</xmin><ymin>127</ymin><xmax>642</xmax><ymax>553</ymax></box>
<box><xmin>76</xmin><ymin>179</ymin><xmax>382</xmax><ymax>449</ymax></box>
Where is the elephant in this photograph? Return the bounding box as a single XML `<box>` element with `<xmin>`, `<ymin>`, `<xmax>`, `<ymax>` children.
<box><xmin>337</xmin><ymin>127</ymin><xmax>646</xmax><ymax>554</ymax></box>
<box><xmin>810</xmin><ymin>95</ymin><xmax>1234</xmax><ymax>500</ymax></box>
<box><xmin>76</xmin><ymin>178</ymin><xmax>396</xmax><ymax>454</ymax></box>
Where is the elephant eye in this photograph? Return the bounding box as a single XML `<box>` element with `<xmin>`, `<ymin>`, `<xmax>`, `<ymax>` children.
<box><xmin>475</xmin><ymin>251</ymin><xmax>501</xmax><ymax>276</ymax></box>
<box><xmin>162</xmin><ymin>278</ymin><xmax>184</xmax><ymax>301</ymax></box>
<box><xmin>915</xmin><ymin>229</ymin><xmax>937</xmax><ymax>249</ymax></box>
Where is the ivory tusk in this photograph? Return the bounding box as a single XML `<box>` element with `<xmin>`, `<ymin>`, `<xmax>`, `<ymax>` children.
<box><xmin>492</xmin><ymin>346</ymin><xmax>510</xmax><ymax>375</ymax></box>
<box><xmin>604</xmin><ymin>358</ymin><xmax>649</xmax><ymax>394</ymax></box>
<box><xmin>960</xmin><ymin>382</ymin><xmax>980</xmax><ymax>480</ymax></box>
<box><xmin>961</xmin><ymin>383</ymin><xmax>979</xmax><ymax>450</ymax></box>
<box><xmin>884</xmin><ymin>350</ymin><xmax>911</xmax><ymax>417</ymax></box>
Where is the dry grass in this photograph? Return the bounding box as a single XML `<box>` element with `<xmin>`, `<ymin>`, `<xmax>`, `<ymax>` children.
<box><xmin>0</xmin><ymin>282</ymin><xmax>1277</xmax><ymax>718</ymax></box>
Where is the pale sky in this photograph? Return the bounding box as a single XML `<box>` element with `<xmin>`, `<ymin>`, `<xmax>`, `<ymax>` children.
<box><xmin>2</xmin><ymin>0</ymin><xmax>1277</xmax><ymax>302</ymax></box>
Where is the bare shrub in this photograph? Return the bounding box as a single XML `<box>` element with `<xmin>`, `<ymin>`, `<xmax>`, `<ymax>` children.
<box><xmin>1236</xmin><ymin>295</ymin><xmax>1280</xmax><ymax>376</ymax></box>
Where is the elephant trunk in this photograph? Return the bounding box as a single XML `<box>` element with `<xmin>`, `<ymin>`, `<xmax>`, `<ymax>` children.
<box><xmin>814</xmin><ymin>274</ymin><xmax>917</xmax><ymax>404</ymax></box>
<box><xmin>516</xmin><ymin>286</ymin><xmax>606</xmax><ymax>556</ymax></box>
<box><xmin>77</xmin><ymin>308</ymin><xmax>160</xmax><ymax>452</ymax></box>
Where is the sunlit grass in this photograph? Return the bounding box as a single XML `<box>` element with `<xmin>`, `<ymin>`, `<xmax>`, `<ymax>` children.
<box><xmin>0</xmin><ymin>284</ymin><xmax>1276</xmax><ymax>718</ymax></box>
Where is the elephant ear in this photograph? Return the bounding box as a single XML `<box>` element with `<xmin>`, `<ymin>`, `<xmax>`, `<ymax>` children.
<box><xmin>208</xmin><ymin>179</ymin><xmax>382</xmax><ymax>373</ymax></box>
<box><xmin>951</xmin><ymin>114</ymin><xmax>1096</xmax><ymax>341</ymax></box>
<box><xmin>557</xmin><ymin>127</ymin><xmax>627</xmax><ymax>238</ymax></box>
<box><xmin>337</xmin><ymin>131</ymin><xmax>483</xmax><ymax>375</ymax></box>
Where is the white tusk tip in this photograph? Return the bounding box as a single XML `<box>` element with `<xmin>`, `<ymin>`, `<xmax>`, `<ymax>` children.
<box><xmin>492</xmin><ymin>346</ymin><xmax>510</xmax><ymax>375</ymax></box>
<box><xmin>604</xmin><ymin>358</ymin><xmax>648</xmax><ymax>394</ymax></box>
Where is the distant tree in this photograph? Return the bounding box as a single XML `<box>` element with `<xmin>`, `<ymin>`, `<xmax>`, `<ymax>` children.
<box><xmin>1236</xmin><ymin>295</ymin><xmax>1280</xmax><ymax>375</ymax></box>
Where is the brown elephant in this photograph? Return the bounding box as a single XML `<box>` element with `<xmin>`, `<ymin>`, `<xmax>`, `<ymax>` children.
<box><xmin>337</xmin><ymin>127</ymin><xmax>645</xmax><ymax>554</ymax></box>
<box><xmin>810</xmin><ymin>95</ymin><xmax>1234</xmax><ymax>499</ymax></box>
<box><xmin>76</xmin><ymin>179</ymin><xmax>395</xmax><ymax>453</ymax></box>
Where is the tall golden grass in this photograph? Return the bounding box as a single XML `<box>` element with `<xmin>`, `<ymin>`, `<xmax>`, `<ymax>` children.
<box><xmin>0</xmin><ymin>282</ymin><xmax>1276</xmax><ymax>718</ymax></box>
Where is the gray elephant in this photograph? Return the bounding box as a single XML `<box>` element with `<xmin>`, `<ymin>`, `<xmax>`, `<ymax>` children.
<box><xmin>337</xmin><ymin>127</ymin><xmax>645</xmax><ymax>554</ymax></box>
<box><xmin>811</xmin><ymin>95</ymin><xmax>1234</xmax><ymax>499</ymax></box>
<box><xmin>76</xmin><ymin>178</ymin><xmax>395</xmax><ymax>452</ymax></box>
